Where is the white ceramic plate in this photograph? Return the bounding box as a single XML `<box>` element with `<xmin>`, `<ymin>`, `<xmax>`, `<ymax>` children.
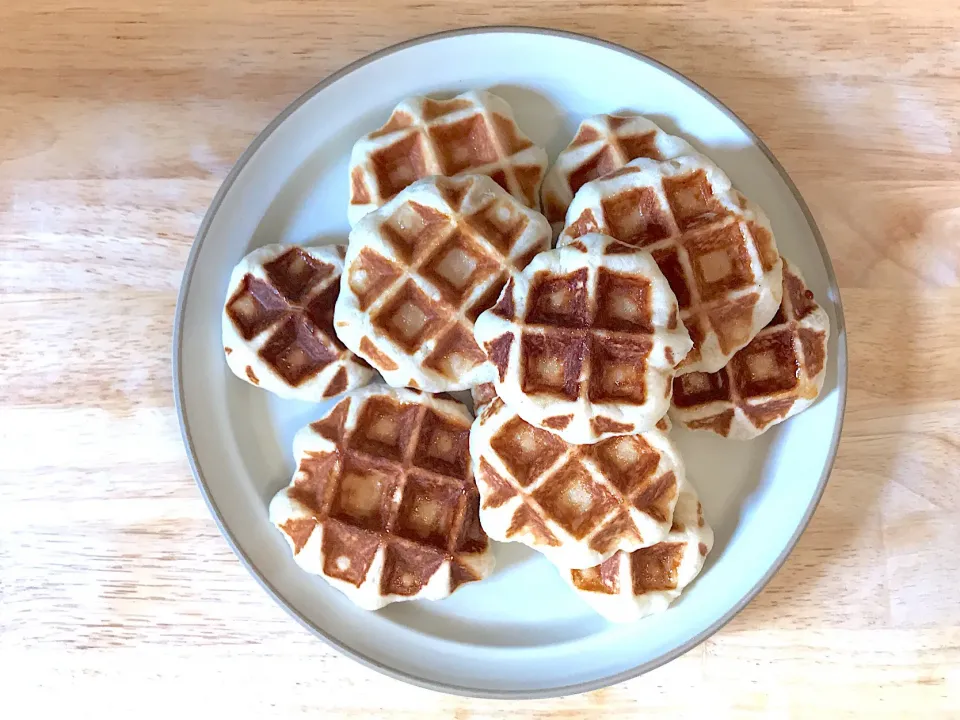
<box><xmin>174</xmin><ymin>27</ymin><xmax>847</xmax><ymax>698</ymax></box>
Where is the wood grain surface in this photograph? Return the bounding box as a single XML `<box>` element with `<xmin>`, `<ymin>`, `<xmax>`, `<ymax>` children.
<box><xmin>2</xmin><ymin>1</ymin><xmax>959</xmax><ymax>716</ymax></box>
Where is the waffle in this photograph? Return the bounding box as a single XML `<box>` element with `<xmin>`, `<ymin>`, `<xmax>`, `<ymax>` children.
<box><xmin>473</xmin><ymin>233</ymin><xmax>692</xmax><ymax>444</ymax></box>
<box><xmin>475</xmin><ymin>389</ymin><xmax>674</xmax><ymax>431</ymax></box>
<box><xmin>471</xmin><ymin>382</ymin><xmax>498</xmax><ymax>413</ymax></box>
<box><xmin>558</xmin><ymin>154</ymin><xmax>783</xmax><ymax>374</ymax></box>
<box><xmin>334</xmin><ymin>174</ymin><xmax>552</xmax><ymax>392</ymax></box>
<box><xmin>471</xmin><ymin>398</ymin><xmax>684</xmax><ymax>569</ymax></box>
<box><xmin>563</xmin><ymin>483</ymin><xmax>713</xmax><ymax>622</ymax></box>
<box><xmin>541</xmin><ymin>113</ymin><xmax>694</xmax><ymax>230</ymax></box>
<box><xmin>348</xmin><ymin>90</ymin><xmax>548</xmax><ymax>226</ymax></box>
<box><xmin>222</xmin><ymin>244</ymin><xmax>374</xmax><ymax>400</ymax></box>
<box><xmin>269</xmin><ymin>384</ymin><xmax>494</xmax><ymax>610</ymax></box>
<box><xmin>670</xmin><ymin>259</ymin><xmax>830</xmax><ymax>439</ymax></box>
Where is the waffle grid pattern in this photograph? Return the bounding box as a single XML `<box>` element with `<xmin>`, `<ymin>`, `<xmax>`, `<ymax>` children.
<box><xmin>565</xmin><ymin>485</ymin><xmax>713</xmax><ymax>622</ymax></box>
<box><xmin>670</xmin><ymin>259</ymin><xmax>829</xmax><ymax>439</ymax></box>
<box><xmin>348</xmin><ymin>90</ymin><xmax>548</xmax><ymax>226</ymax></box>
<box><xmin>269</xmin><ymin>386</ymin><xmax>493</xmax><ymax>610</ymax></box>
<box><xmin>471</xmin><ymin>399</ymin><xmax>683</xmax><ymax>569</ymax></box>
<box><xmin>335</xmin><ymin>174</ymin><xmax>551</xmax><ymax>392</ymax></box>
<box><xmin>541</xmin><ymin>113</ymin><xmax>694</xmax><ymax>227</ymax></box>
<box><xmin>559</xmin><ymin>154</ymin><xmax>783</xmax><ymax>374</ymax></box>
<box><xmin>223</xmin><ymin>244</ymin><xmax>373</xmax><ymax>400</ymax></box>
<box><xmin>474</xmin><ymin>233</ymin><xmax>692</xmax><ymax>443</ymax></box>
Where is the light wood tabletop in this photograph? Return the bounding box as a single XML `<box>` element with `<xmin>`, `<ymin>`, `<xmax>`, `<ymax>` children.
<box><xmin>3</xmin><ymin>1</ymin><xmax>959</xmax><ymax>716</ymax></box>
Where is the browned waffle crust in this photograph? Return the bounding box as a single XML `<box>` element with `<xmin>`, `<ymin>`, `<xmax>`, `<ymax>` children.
<box><xmin>271</xmin><ymin>386</ymin><xmax>493</xmax><ymax>608</ymax></box>
<box><xmin>335</xmin><ymin>174</ymin><xmax>551</xmax><ymax>391</ymax></box>
<box><xmin>559</xmin><ymin>156</ymin><xmax>783</xmax><ymax>374</ymax></box>
<box><xmin>223</xmin><ymin>244</ymin><xmax>372</xmax><ymax>398</ymax></box>
<box><xmin>671</xmin><ymin>259</ymin><xmax>829</xmax><ymax>438</ymax></box>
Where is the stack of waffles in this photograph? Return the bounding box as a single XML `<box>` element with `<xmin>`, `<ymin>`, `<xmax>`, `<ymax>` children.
<box><xmin>220</xmin><ymin>92</ymin><xmax>830</xmax><ymax>622</ymax></box>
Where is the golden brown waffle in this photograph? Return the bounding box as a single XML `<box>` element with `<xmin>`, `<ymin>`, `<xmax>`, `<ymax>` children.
<box><xmin>334</xmin><ymin>174</ymin><xmax>551</xmax><ymax>392</ymax></box>
<box><xmin>541</xmin><ymin>113</ymin><xmax>694</xmax><ymax>229</ymax></box>
<box><xmin>348</xmin><ymin>90</ymin><xmax>548</xmax><ymax>226</ymax></box>
<box><xmin>470</xmin><ymin>398</ymin><xmax>684</xmax><ymax>569</ymax></box>
<box><xmin>559</xmin><ymin>154</ymin><xmax>783</xmax><ymax>374</ymax></box>
<box><xmin>563</xmin><ymin>484</ymin><xmax>713</xmax><ymax>622</ymax></box>
<box><xmin>269</xmin><ymin>385</ymin><xmax>494</xmax><ymax>610</ymax></box>
<box><xmin>222</xmin><ymin>244</ymin><xmax>374</xmax><ymax>400</ymax></box>
<box><xmin>473</xmin><ymin>233</ymin><xmax>692</xmax><ymax>444</ymax></box>
<box><xmin>670</xmin><ymin>259</ymin><xmax>830</xmax><ymax>439</ymax></box>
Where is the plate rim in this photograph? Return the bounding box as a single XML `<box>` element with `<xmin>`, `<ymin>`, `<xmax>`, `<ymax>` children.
<box><xmin>172</xmin><ymin>24</ymin><xmax>849</xmax><ymax>699</ymax></box>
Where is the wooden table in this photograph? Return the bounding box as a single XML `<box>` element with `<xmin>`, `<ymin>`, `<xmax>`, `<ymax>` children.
<box><xmin>3</xmin><ymin>1</ymin><xmax>958</xmax><ymax>716</ymax></box>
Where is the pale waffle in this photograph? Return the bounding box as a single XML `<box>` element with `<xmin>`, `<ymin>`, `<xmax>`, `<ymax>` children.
<box><xmin>670</xmin><ymin>259</ymin><xmax>830</xmax><ymax>439</ymax></box>
<box><xmin>470</xmin><ymin>398</ymin><xmax>684</xmax><ymax>569</ymax></box>
<box><xmin>334</xmin><ymin>174</ymin><xmax>551</xmax><ymax>392</ymax></box>
<box><xmin>558</xmin><ymin>154</ymin><xmax>783</xmax><ymax>374</ymax></box>
<box><xmin>269</xmin><ymin>384</ymin><xmax>494</xmax><ymax>610</ymax></box>
<box><xmin>473</xmin><ymin>233</ymin><xmax>692</xmax><ymax>444</ymax></box>
<box><xmin>222</xmin><ymin>244</ymin><xmax>374</xmax><ymax>400</ymax></box>
<box><xmin>541</xmin><ymin>113</ymin><xmax>694</xmax><ymax>230</ymax></box>
<box><xmin>563</xmin><ymin>483</ymin><xmax>713</xmax><ymax>623</ymax></box>
<box><xmin>348</xmin><ymin>90</ymin><xmax>548</xmax><ymax>226</ymax></box>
